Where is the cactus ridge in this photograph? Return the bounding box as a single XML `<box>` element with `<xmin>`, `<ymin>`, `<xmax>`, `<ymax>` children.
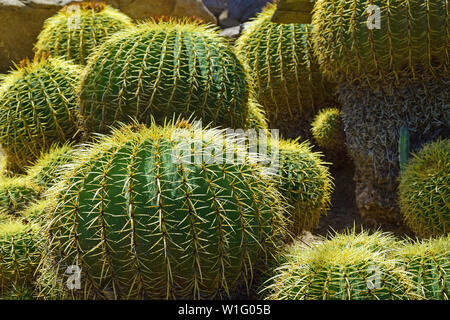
<box><xmin>44</xmin><ymin>122</ymin><xmax>286</xmax><ymax>299</ymax></box>
<box><xmin>236</xmin><ymin>4</ymin><xmax>336</xmax><ymax>139</ymax></box>
<box><xmin>312</xmin><ymin>0</ymin><xmax>450</xmax><ymax>84</ymax></box>
<box><xmin>399</xmin><ymin>138</ymin><xmax>450</xmax><ymax>238</ymax></box>
<box><xmin>0</xmin><ymin>58</ymin><xmax>81</xmax><ymax>172</ymax></box>
<box><xmin>35</xmin><ymin>2</ymin><xmax>133</xmax><ymax>65</ymax></box>
<box><xmin>0</xmin><ymin>177</ymin><xmax>41</xmax><ymax>217</ymax></box>
<box><xmin>78</xmin><ymin>20</ymin><xmax>249</xmax><ymax>135</ymax></box>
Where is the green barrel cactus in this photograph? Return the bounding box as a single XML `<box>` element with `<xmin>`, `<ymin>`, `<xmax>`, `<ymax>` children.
<box><xmin>0</xmin><ymin>177</ymin><xmax>41</xmax><ymax>217</ymax></box>
<box><xmin>0</xmin><ymin>58</ymin><xmax>81</xmax><ymax>172</ymax></box>
<box><xmin>78</xmin><ymin>20</ymin><xmax>249</xmax><ymax>135</ymax></box>
<box><xmin>311</xmin><ymin>108</ymin><xmax>344</xmax><ymax>150</ymax></box>
<box><xmin>26</xmin><ymin>143</ymin><xmax>75</xmax><ymax>190</ymax></box>
<box><xmin>264</xmin><ymin>235</ymin><xmax>415</xmax><ymax>300</ymax></box>
<box><xmin>399</xmin><ymin>139</ymin><xmax>450</xmax><ymax>238</ymax></box>
<box><xmin>34</xmin><ymin>1</ymin><xmax>133</xmax><ymax>65</ymax></box>
<box><xmin>45</xmin><ymin>122</ymin><xmax>286</xmax><ymax>299</ymax></box>
<box><xmin>394</xmin><ymin>236</ymin><xmax>449</xmax><ymax>300</ymax></box>
<box><xmin>236</xmin><ymin>4</ymin><xmax>336</xmax><ymax>139</ymax></box>
<box><xmin>22</xmin><ymin>199</ymin><xmax>54</xmax><ymax>226</ymax></box>
<box><xmin>338</xmin><ymin>76</ymin><xmax>449</xmax><ymax>225</ymax></box>
<box><xmin>275</xmin><ymin>138</ymin><xmax>333</xmax><ymax>235</ymax></box>
<box><xmin>312</xmin><ymin>0</ymin><xmax>449</xmax><ymax>84</ymax></box>
<box><xmin>0</xmin><ymin>221</ymin><xmax>42</xmax><ymax>297</ymax></box>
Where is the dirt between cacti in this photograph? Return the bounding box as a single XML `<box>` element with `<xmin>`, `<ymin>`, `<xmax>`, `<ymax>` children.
<box><xmin>307</xmin><ymin>159</ymin><xmax>415</xmax><ymax>242</ymax></box>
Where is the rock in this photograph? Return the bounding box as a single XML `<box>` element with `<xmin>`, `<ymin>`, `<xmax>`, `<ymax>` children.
<box><xmin>219</xmin><ymin>25</ymin><xmax>241</xmax><ymax>40</ymax></box>
<box><xmin>0</xmin><ymin>0</ymin><xmax>216</xmax><ymax>73</ymax></box>
<box><xmin>227</xmin><ymin>0</ymin><xmax>272</xmax><ymax>23</ymax></box>
<box><xmin>202</xmin><ymin>0</ymin><xmax>226</xmax><ymax>16</ymax></box>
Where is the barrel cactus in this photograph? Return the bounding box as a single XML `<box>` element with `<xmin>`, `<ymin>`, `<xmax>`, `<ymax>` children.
<box><xmin>264</xmin><ymin>235</ymin><xmax>415</xmax><ymax>300</ymax></box>
<box><xmin>312</xmin><ymin>0</ymin><xmax>449</xmax><ymax>84</ymax></box>
<box><xmin>394</xmin><ymin>236</ymin><xmax>449</xmax><ymax>300</ymax></box>
<box><xmin>246</xmin><ymin>100</ymin><xmax>268</xmax><ymax>130</ymax></box>
<box><xmin>44</xmin><ymin>122</ymin><xmax>286</xmax><ymax>299</ymax></box>
<box><xmin>399</xmin><ymin>139</ymin><xmax>449</xmax><ymax>238</ymax></box>
<box><xmin>0</xmin><ymin>177</ymin><xmax>41</xmax><ymax>217</ymax></box>
<box><xmin>275</xmin><ymin>138</ymin><xmax>333</xmax><ymax>235</ymax></box>
<box><xmin>26</xmin><ymin>143</ymin><xmax>75</xmax><ymax>190</ymax></box>
<box><xmin>34</xmin><ymin>1</ymin><xmax>133</xmax><ymax>65</ymax></box>
<box><xmin>0</xmin><ymin>221</ymin><xmax>42</xmax><ymax>297</ymax></box>
<box><xmin>236</xmin><ymin>3</ymin><xmax>336</xmax><ymax>139</ymax></box>
<box><xmin>339</xmin><ymin>76</ymin><xmax>449</xmax><ymax>225</ymax></box>
<box><xmin>311</xmin><ymin>108</ymin><xmax>344</xmax><ymax>150</ymax></box>
<box><xmin>325</xmin><ymin>229</ymin><xmax>399</xmax><ymax>254</ymax></box>
<box><xmin>22</xmin><ymin>198</ymin><xmax>54</xmax><ymax>226</ymax></box>
<box><xmin>0</xmin><ymin>58</ymin><xmax>81</xmax><ymax>172</ymax></box>
<box><xmin>78</xmin><ymin>20</ymin><xmax>249</xmax><ymax>135</ymax></box>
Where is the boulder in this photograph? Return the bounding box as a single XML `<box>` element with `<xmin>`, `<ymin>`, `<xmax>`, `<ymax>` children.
<box><xmin>0</xmin><ymin>0</ymin><xmax>216</xmax><ymax>73</ymax></box>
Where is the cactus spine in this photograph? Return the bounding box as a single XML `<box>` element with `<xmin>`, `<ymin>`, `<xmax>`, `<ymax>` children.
<box><xmin>35</xmin><ymin>2</ymin><xmax>133</xmax><ymax>65</ymax></box>
<box><xmin>236</xmin><ymin>4</ymin><xmax>336</xmax><ymax>139</ymax></box>
<box><xmin>78</xmin><ymin>20</ymin><xmax>249</xmax><ymax>135</ymax></box>
<box><xmin>0</xmin><ymin>58</ymin><xmax>81</xmax><ymax>172</ymax></box>
<box><xmin>45</xmin><ymin>123</ymin><xmax>286</xmax><ymax>299</ymax></box>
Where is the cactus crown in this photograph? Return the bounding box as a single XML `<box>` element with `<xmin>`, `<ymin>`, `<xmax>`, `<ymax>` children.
<box><xmin>399</xmin><ymin>138</ymin><xmax>450</xmax><ymax>238</ymax></box>
<box><xmin>0</xmin><ymin>58</ymin><xmax>81</xmax><ymax>172</ymax></box>
<box><xmin>45</xmin><ymin>122</ymin><xmax>286</xmax><ymax>299</ymax></box>
<box><xmin>35</xmin><ymin>2</ymin><xmax>133</xmax><ymax>65</ymax></box>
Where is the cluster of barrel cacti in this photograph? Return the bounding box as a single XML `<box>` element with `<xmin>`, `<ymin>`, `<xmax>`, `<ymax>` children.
<box><xmin>0</xmin><ymin>0</ymin><xmax>447</xmax><ymax>301</ymax></box>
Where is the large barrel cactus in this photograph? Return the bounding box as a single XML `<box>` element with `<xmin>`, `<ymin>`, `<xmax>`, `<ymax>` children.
<box><xmin>44</xmin><ymin>123</ymin><xmax>286</xmax><ymax>299</ymax></box>
<box><xmin>236</xmin><ymin>4</ymin><xmax>336</xmax><ymax>139</ymax></box>
<box><xmin>312</xmin><ymin>0</ymin><xmax>449</xmax><ymax>84</ymax></box>
<box><xmin>394</xmin><ymin>236</ymin><xmax>449</xmax><ymax>300</ymax></box>
<box><xmin>399</xmin><ymin>139</ymin><xmax>450</xmax><ymax>238</ymax></box>
<box><xmin>339</xmin><ymin>77</ymin><xmax>449</xmax><ymax>225</ymax></box>
<box><xmin>34</xmin><ymin>2</ymin><xmax>133</xmax><ymax>65</ymax></box>
<box><xmin>78</xmin><ymin>20</ymin><xmax>249</xmax><ymax>135</ymax></box>
<box><xmin>264</xmin><ymin>234</ymin><xmax>415</xmax><ymax>300</ymax></box>
<box><xmin>0</xmin><ymin>58</ymin><xmax>81</xmax><ymax>172</ymax></box>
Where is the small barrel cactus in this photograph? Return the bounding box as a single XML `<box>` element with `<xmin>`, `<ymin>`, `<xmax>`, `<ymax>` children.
<box><xmin>399</xmin><ymin>138</ymin><xmax>450</xmax><ymax>238</ymax></box>
<box><xmin>45</xmin><ymin>122</ymin><xmax>286</xmax><ymax>299</ymax></box>
<box><xmin>0</xmin><ymin>221</ymin><xmax>42</xmax><ymax>297</ymax></box>
<box><xmin>0</xmin><ymin>177</ymin><xmax>41</xmax><ymax>217</ymax></box>
<box><xmin>34</xmin><ymin>1</ymin><xmax>133</xmax><ymax>65</ymax></box>
<box><xmin>236</xmin><ymin>4</ymin><xmax>336</xmax><ymax>139</ymax></box>
<box><xmin>275</xmin><ymin>138</ymin><xmax>333</xmax><ymax>235</ymax></box>
<box><xmin>78</xmin><ymin>20</ymin><xmax>249</xmax><ymax>135</ymax></box>
<box><xmin>22</xmin><ymin>199</ymin><xmax>54</xmax><ymax>226</ymax></box>
<box><xmin>26</xmin><ymin>143</ymin><xmax>75</xmax><ymax>190</ymax></box>
<box><xmin>311</xmin><ymin>108</ymin><xmax>344</xmax><ymax>150</ymax></box>
<box><xmin>325</xmin><ymin>229</ymin><xmax>399</xmax><ymax>254</ymax></box>
<box><xmin>394</xmin><ymin>236</ymin><xmax>449</xmax><ymax>300</ymax></box>
<box><xmin>0</xmin><ymin>58</ymin><xmax>81</xmax><ymax>172</ymax></box>
<box><xmin>312</xmin><ymin>0</ymin><xmax>449</xmax><ymax>84</ymax></box>
<box><xmin>264</xmin><ymin>234</ymin><xmax>415</xmax><ymax>300</ymax></box>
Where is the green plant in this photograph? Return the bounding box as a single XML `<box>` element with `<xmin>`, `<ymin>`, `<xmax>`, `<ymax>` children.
<box><xmin>311</xmin><ymin>108</ymin><xmax>344</xmax><ymax>150</ymax></box>
<box><xmin>275</xmin><ymin>138</ymin><xmax>333</xmax><ymax>235</ymax></box>
<box><xmin>0</xmin><ymin>58</ymin><xmax>81</xmax><ymax>172</ymax></box>
<box><xmin>0</xmin><ymin>177</ymin><xmax>41</xmax><ymax>217</ymax></box>
<box><xmin>78</xmin><ymin>20</ymin><xmax>249</xmax><ymax>135</ymax></box>
<box><xmin>44</xmin><ymin>122</ymin><xmax>286</xmax><ymax>299</ymax></box>
<box><xmin>22</xmin><ymin>198</ymin><xmax>54</xmax><ymax>226</ymax></box>
<box><xmin>399</xmin><ymin>126</ymin><xmax>411</xmax><ymax>171</ymax></box>
<box><xmin>312</xmin><ymin>0</ymin><xmax>449</xmax><ymax>84</ymax></box>
<box><xmin>394</xmin><ymin>236</ymin><xmax>449</xmax><ymax>300</ymax></box>
<box><xmin>0</xmin><ymin>221</ymin><xmax>42</xmax><ymax>297</ymax></box>
<box><xmin>26</xmin><ymin>143</ymin><xmax>75</xmax><ymax>190</ymax></box>
<box><xmin>236</xmin><ymin>4</ymin><xmax>336</xmax><ymax>139</ymax></box>
<box><xmin>34</xmin><ymin>2</ymin><xmax>133</xmax><ymax>65</ymax></box>
<box><xmin>264</xmin><ymin>234</ymin><xmax>415</xmax><ymax>300</ymax></box>
<box><xmin>246</xmin><ymin>100</ymin><xmax>268</xmax><ymax>130</ymax></box>
<box><xmin>399</xmin><ymin>138</ymin><xmax>449</xmax><ymax>238</ymax></box>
